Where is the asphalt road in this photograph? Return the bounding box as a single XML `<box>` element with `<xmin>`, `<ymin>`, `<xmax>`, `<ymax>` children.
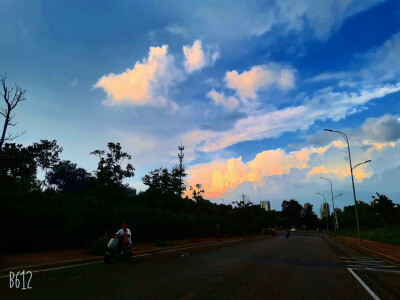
<box><xmin>1</xmin><ymin>232</ymin><xmax>399</xmax><ymax>300</ymax></box>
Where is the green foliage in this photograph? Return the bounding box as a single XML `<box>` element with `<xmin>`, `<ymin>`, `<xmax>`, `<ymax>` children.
<box><xmin>46</xmin><ymin>160</ymin><xmax>90</xmax><ymax>194</ymax></box>
<box><xmin>90</xmin><ymin>142</ymin><xmax>135</xmax><ymax>190</ymax></box>
<box><xmin>28</xmin><ymin>139</ymin><xmax>63</xmax><ymax>188</ymax></box>
<box><xmin>281</xmin><ymin>199</ymin><xmax>303</xmax><ymax>227</ymax></box>
<box><xmin>2</xmin><ymin>137</ymin><xmax>398</xmax><ymax>254</ymax></box>
<box><xmin>142</xmin><ymin>165</ymin><xmax>187</xmax><ymax>198</ymax></box>
<box><xmin>371</xmin><ymin>192</ymin><xmax>396</xmax><ymax>225</ymax></box>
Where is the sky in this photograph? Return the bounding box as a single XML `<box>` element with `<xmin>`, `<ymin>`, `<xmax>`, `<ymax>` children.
<box><xmin>1</xmin><ymin>0</ymin><xmax>400</xmax><ymax>214</ymax></box>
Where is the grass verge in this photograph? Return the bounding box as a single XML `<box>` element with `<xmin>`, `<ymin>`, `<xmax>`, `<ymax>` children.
<box><xmin>337</xmin><ymin>226</ymin><xmax>400</xmax><ymax>246</ymax></box>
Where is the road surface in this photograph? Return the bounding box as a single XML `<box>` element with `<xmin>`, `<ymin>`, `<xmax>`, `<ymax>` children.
<box><xmin>1</xmin><ymin>232</ymin><xmax>399</xmax><ymax>299</ymax></box>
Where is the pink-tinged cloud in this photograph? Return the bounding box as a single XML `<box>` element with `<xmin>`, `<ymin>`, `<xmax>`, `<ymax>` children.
<box><xmin>207</xmin><ymin>89</ymin><xmax>239</xmax><ymax>110</ymax></box>
<box><xmin>363</xmin><ymin>140</ymin><xmax>396</xmax><ymax>150</ymax></box>
<box><xmin>308</xmin><ymin>166</ymin><xmax>330</xmax><ymax>177</ymax></box>
<box><xmin>225</xmin><ymin>63</ymin><xmax>296</xmax><ymax>100</ymax></box>
<box><xmin>95</xmin><ymin>45</ymin><xmax>183</xmax><ymax>107</ymax></box>
<box><xmin>183</xmin><ymin>40</ymin><xmax>219</xmax><ymax>73</ymax></box>
<box><xmin>187</xmin><ymin>146</ymin><xmax>327</xmax><ymax>199</ymax></box>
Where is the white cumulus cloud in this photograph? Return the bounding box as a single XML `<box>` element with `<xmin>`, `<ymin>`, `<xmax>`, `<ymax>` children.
<box><xmin>95</xmin><ymin>45</ymin><xmax>184</xmax><ymax>108</ymax></box>
<box><xmin>207</xmin><ymin>89</ymin><xmax>239</xmax><ymax>111</ymax></box>
<box><xmin>225</xmin><ymin>64</ymin><xmax>296</xmax><ymax>100</ymax></box>
<box><xmin>183</xmin><ymin>40</ymin><xmax>220</xmax><ymax>73</ymax></box>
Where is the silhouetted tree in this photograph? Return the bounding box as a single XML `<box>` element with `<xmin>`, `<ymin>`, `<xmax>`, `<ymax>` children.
<box><xmin>47</xmin><ymin>160</ymin><xmax>90</xmax><ymax>194</ymax></box>
<box><xmin>281</xmin><ymin>199</ymin><xmax>303</xmax><ymax>228</ymax></box>
<box><xmin>28</xmin><ymin>139</ymin><xmax>63</xmax><ymax>189</ymax></box>
<box><xmin>371</xmin><ymin>192</ymin><xmax>395</xmax><ymax>226</ymax></box>
<box><xmin>0</xmin><ymin>143</ymin><xmax>37</xmax><ymax>191</ymax></box>
<box><xmin>90</xmin><ymin>142</ymin><xmax>135</xmax><ymax>190</ymax></box>
<box><xmin>302</xmin><ymin>203</ymin><xmax>319</xmax><ymax>229</ymax></box>
<box><xmin>190</xmin><ymin>183</ymin><xmax>205</xmax><ymax>202</ymax></box>
<box><xmin>233</xmin><ymin>193</ymin><xmax>252</xmax><ymax>209</ymax></box>
<box><xmin>170</xmin><ymin>165</ymin><xmax>187</xmax><ymax>196</ymax></box>
<box><xmin>0</xmin><ymin>74</ymin><xmax>27</xmax><ymax>149</ymax></box>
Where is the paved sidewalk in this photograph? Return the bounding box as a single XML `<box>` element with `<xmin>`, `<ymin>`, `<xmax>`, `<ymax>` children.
<box><xmin>0</xmin><ymin>235</ymin><xmax>255</xmax><ymax>272</ymax></box>
<box><xmin>334</xmin><ymin>235</ymin><xmax>400</xmax><ymax>264</ymax></box>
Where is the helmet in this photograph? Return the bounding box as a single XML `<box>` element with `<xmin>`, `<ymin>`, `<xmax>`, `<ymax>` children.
<box><xmin>122</xmin><ymin>222</ymin><xmax>127</xmax><ymax>229</ymax></box>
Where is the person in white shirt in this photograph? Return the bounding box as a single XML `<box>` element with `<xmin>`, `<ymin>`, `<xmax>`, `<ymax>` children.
<box><xmin>115</xmin><ymin>222</ymin><xmax>132</xmax><ymax>250</ymax></box>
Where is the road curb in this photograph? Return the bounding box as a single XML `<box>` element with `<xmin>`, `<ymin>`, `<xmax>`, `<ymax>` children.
<box><xmin>0</xmin><ymin>236</ymin><xmax>263</xmax><ymax>275</ymax></box>
<box><xmin>322</xmin><ymin>234</ymin><xmax>400</xmax><ymax>266</ymax></box>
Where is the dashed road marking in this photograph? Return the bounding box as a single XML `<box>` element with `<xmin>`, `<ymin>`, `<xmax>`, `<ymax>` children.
<box><xmin>159</xmin><ymin>239</ymin><xmax>242</xmax><ymax>253</ymax></box>
<box><xmin>133</xmin><ymin>253</ymin><xmax>152</xmax><ymax>257</ymax></box>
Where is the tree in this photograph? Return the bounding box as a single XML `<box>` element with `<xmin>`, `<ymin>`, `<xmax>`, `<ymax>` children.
<box><xmin>233</xmin><ymin>193</ymin><xmax>252</xmax><ymax>209</ymax></box>
<box><xmin>90</xmin><ymin>142</ymin><xmax>135</xmax><ymax>190</ymax></box>
<box><xmin>190</xmin><ymin>183</ymin><xmax>205</xmax><ymax>202</ymax></box>
<box><xmin>170</xmin><ymin>165</ymin><xmax>187</xmax><ymax>196</ymax></box>
<box><xmin>0</xmin><ymin>74</ymin><xmax>27</xmax><ymax>149</ymax></box>
<box><xmin>142</xmin><ymin>165</ymin><xmax>187</xmax><ymax>197</ymax></box>
<box><xmin>371</xmin><ymin>192</ymin><xmax>395</xmax><ymax>226</ymax></box>
<box><xmin>46</xmin><ymin>160</ymin><xmax>89</xmax><ymax>194</ymax></box>
<box><xmin>281</xmin><ymin>199</ymin><xmax>303</xmax><ymax>228</ymax></box>
<box><xmin>28</xmin><ymin>140</ymin><xmax>63</xmax><ymax>189</ymax></box>
<box><xmin>0</xmin><ymin>143</ymin><xmax>37</xmax><ymax>191</ymax></box>
<box><xmin>302</xmin><ymin>203</ymin><xmax>319</xmax><ymax>229</ymax></box>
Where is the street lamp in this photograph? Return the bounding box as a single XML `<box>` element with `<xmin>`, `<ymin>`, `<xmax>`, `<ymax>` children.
<box><xmin>317</xmin><ymin>193</ymin><xmax>329</xmax><ymax>232</ymax></box>
<box><xmin>333</xmin><ymin>193</ymin><xmax>343</xmax><ymax>229</ymax></box>
<box><xmin>320</xmin><ymin>177</ymin><xmax>337</xmax><ymax>236</ymax></box>
<box><xmin>324</xmin><ymin>129</ymin><xmax>363</xmax><ymax>244</ymax></box>
<box><xmin>352</xmin><ymin>160</ymin><xmax>371</xmax><ymax>171</ymax></box>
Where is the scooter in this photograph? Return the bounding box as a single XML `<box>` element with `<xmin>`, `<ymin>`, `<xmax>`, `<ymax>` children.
<box><xmin>104</xmin><ymin>235</ymin><xmax>133</xmax><ymax>263</ymax></box>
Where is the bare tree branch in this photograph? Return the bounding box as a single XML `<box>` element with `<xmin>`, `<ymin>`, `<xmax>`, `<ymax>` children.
<box><xmin>0</xmin><ymin>74</ymin><xmax>27</xmax><ymax>149</ymax></box>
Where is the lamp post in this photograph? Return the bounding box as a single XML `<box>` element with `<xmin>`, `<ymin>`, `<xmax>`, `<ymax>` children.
<box><xmin>324</xmin><ymin>129</ymin><xmax>367</xmax><ymax>244</ymax></box>
<box><xmin>333</xmin><ymin>193</ymin><xmax>343</xmax><ymax>230</ymax></box>
<box><xmin>320</xmin><ymin>177</ymin><xmax>337</xmax><ymax>237</ymax></box>
<box><xmin>317</xmin><ymin>193</ymin><xmax>329</xmax><ymax>232</ymax></box>
<box><xmin>352</xmin><ymin>160</ymin><xmax>371</xmax><ymax>171</ymax></box>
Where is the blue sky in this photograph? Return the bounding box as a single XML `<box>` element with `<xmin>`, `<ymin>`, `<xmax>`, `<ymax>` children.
<box><xmin>1</xmin><ymin>0</ymin><xmax>400</xmax><ymax>213</ymax></box>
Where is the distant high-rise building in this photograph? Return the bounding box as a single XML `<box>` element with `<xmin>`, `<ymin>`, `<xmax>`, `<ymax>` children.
<box><xmin>304</xmin><ymin>202</ymin><xmax>311</xmax><ymax>211</ymax></box>
<box><xmin>127</xmin><ymin>187</ymin><xmax>137</xmax><ymax>196</ymax></box>
<box><xmin>260</xmin><ymin>201</ymin><xmax>271</xmax><ymax>211</ymax></box>
<box><xmin>322</xmin><ymin>202</ymin><xmax>330</xmax><ymax>218</ymax></box>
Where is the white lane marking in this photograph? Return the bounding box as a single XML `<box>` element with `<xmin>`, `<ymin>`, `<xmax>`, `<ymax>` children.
<box><xmin>33</xmin><ymin>261</ymin><xmax>102</xmax><ymax>273</ymax></box>
<box><xmin>133</xmin><ymin>253</ymin><xmax>152</xmax><ymax>257</ymax></box>
<box><xmin>339</xmin><ymin>256</ymin><xmax>380</xmax><ymax>260</ymax></box>
<box><xmin>0</xmin><ymin>261</ymin><xmax>102</xmax><ymax>278</ymax></box>
<box><xmin>346</xmin><ymin>264</ymin><xmax>396</xmax><ymax>268</ymax></box>
<box><xmin>350</xmin><ymin>268</ymin><xmax>400</xmax><ymax>274</ymax></box>
<box><xmin>159</xmin><ymin>239</ymin><xmax>242</xmax><ymax>253</ymax></box>
<box><xmin>347</xmin><ymin>268</ymin><xmax>380</xmax><ymax>300</ymax></box>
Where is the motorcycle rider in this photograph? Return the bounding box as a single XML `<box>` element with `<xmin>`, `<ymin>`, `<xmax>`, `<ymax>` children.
<box><xmin>284</xmin><ymin>228</ymin><xmax>290</xmax><ymax>238</ymax></box>
<box><xmin>115</xmin><ymin>222</ymin><xmax>132</xmax><ymax>252</ymax></box>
